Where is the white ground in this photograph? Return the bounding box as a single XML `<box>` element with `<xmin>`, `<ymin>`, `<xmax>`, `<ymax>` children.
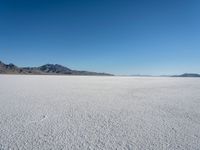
<box><xmin>0</xmin><ymin>75</ymin><xmax>200</xmax><ymax>150</ymax></box>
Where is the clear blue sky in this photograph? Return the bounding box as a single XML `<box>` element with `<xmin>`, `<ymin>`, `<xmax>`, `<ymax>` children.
<box><xmin>0</xmin><ymin>0</ymin><xmax>200</xmax><ymax>75</ymax></box>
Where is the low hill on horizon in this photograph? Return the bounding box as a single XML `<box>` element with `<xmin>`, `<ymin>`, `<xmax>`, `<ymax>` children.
<box><xmin>172</xmin><ymin>73</ymin><xmax>200</xmax><ymax>77</ymax></box>
<box><xmin>0</xmin><ymin>60</ymin><xmax>113</xmax><ymax>76</ymax></box>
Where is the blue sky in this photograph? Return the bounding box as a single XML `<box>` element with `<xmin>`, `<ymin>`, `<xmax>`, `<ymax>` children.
<box><xmin>0</xmin><ymin>0</ymin><xmax>200</xmax><ymax>75</ymax></box>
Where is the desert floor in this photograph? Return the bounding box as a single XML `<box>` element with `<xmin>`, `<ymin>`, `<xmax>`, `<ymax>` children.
<box><xmin>0</xmin><ymin>75</ymin><xmax>200</xmax><ymax>150</ymax></box>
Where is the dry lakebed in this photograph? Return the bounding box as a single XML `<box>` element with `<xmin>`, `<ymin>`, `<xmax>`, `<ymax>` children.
<box><xmin>0</xmin><ymin>75</ymin><xmax>200</xmax><ymax>149</ymax></box>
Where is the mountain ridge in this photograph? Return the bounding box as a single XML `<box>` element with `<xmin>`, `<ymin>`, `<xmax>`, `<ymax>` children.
<box><xmin>0</xmin><ymin>61</ymin><xmax>113</xmax><ymax>76</ymax></box>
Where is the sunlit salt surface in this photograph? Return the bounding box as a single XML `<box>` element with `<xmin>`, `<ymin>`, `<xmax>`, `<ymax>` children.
<box><xmin>0</xmin><ymin>75</ymin><xmax>200</xmax><ymax>149</ymax></box>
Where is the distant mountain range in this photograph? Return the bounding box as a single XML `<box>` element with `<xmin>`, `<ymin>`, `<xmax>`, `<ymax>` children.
<box><xmin>1</xmin><ymin>60</ymin><xmax>199</xmax><ymax>77</ymax></box>
<box><xmin>0</xmin><ymin>60</ymin><xmax>113</xmax><ymax>76</ymax></box>
<box><xmin>128</xmin><ymin>74</ymin><xmax>200</xmax><ymax>77</ymax></box>
<box><xmin>129</xmin><ymin>74</ymin><xmax>200</xmax><ymax>77</ymax></box>
<box><xmin>172</xmin><ymin>73</ymin><xmax>200</xmax><ymax>77</ymax></box>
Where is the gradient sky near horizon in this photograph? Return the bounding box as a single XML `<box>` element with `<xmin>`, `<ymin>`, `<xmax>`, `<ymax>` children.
<box><xmin>0</xmin><ymin>0</ymin><xmax>200</xmax><ymax>75</ymax></box>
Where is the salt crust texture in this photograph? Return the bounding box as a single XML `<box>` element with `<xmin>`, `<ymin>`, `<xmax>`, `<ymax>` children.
<box><xmin>0</xmin><ymin>75</ymin><xmax>200</xmax><ymax>150</ymax></box>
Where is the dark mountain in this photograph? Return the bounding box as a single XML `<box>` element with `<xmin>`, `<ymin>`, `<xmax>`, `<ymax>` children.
<box><xmin>172</xmin><ymin>73</ymin><xmax>200</xmax><ymax>77</ymax></box>
<box><xmin>0</xmin><ymin>61</ymin><xmax>25</xmax><ymax>74</ymax></box>
<box><xmin>0</xmin><ymin>61</ymin><xmax>113</xmax><ymax>76</ymax></box>
<box><xmin>38</xmin><ymin>64</ymin><xmax>71</xmax><ymax>73</ymax></box>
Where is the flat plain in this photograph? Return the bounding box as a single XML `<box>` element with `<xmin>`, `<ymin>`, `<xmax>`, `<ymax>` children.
<box><xmin>0</xmin><ymin>75</ymin><xmax>200</xmax><ymax>150</ymax></box>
